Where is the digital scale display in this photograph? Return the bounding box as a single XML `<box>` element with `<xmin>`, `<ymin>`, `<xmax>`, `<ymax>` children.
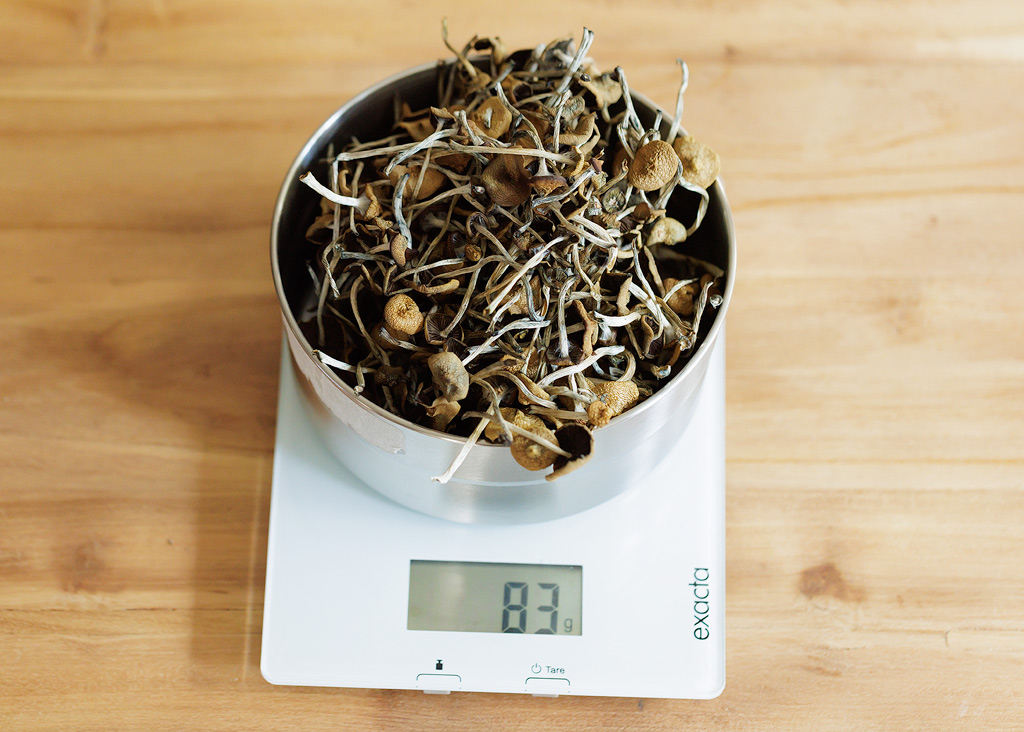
<box><xmin>408</xmin><ymin>560</ymin><xmax>582</xmax><ymax>635</ymax></box>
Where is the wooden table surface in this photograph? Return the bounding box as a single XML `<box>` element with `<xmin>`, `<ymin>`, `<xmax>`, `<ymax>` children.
<box><xmin>3</xmin><ymin>1</ymin><xmax>1023</xmax><ymax>729</ymax></box>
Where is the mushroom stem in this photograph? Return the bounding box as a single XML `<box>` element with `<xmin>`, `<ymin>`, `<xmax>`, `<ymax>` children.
<box><xmin>665</xmin><ymin>60</ymin><xmax>689</xmax><ymax>143</ymax></box>
<box><xmin>537</xmin><ymin>345</ymin><xmax>627</xmax><ymax>386</ymax></box>
<box><xmin>483</xmin><ymin>237</ymin><xmax>563</xmax><ymax>315</ymax></box>
<box><xmin>553</xmin><ymin>27</ymin><xmax>595</xmax><ymax>97</ymax></box>
<box><xmin>312</xmin><ymin>350</ymin><xmax>375</xmax><ymax>374</ymax></box>
<box><xmin>462</xmin><ymin>318</ymin><xmax>550</xmax><ymax>367</ymax></box>
<box><xmin>430</xmin><ymin>415</ymin><xmax>491</xmax><ymax>484</ymax></box>
<box><xmin>391</xmin><ymin>172</ymin><xmax>414</xmax><ymax>248</ymax></box>
<box><xmin>299</xmin><ymin>172</ymin><xmax>369</xmax><ymax>213</ymax></box>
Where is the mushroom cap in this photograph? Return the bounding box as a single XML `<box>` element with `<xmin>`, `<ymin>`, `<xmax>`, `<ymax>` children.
<box><xmin>627</xmin><ymin>139</ymin><xmax>678</xmax><ymax>191</ymax></box>
<box><xmin>547</xmin><ymin>424</ymin><xmax>594</xmax><ymax>481</ymax></box>
<box><xmin>611</xmin><ymin>146</ymin><xmax>629</xmax><ymax>177</ymax></box>
<box><xmin>515</xmin><ymin>373</ymin><xmax>554</xmax><ymax>407</ymax></box>
<box><xmin>520</xmin><ymin>109</ymin><xmax>551</xmax><ymax>140</ymax></box>
<box><xmin>631</xmin><ymin>201</ymin><xmax>662</xmax><ymax>223</ymax></box>
<box><xmin>372</xmin><ymin>321</ymin><xmax>402</xmax><ymax>350</ymax></box>
<box><xmin>383</xmin><ymin>293</ymin><xmax>423</xmax><ymax>336</ymax></box>
<box><xmin>508</xmin><ymin>414</ymin><xmax>559</xmax><ymax>471</ymax></box>
<box><xmin>560</xmin><ymin>94</ymin><xmax>587</xmax><ymax>121</ymax></box>
<box><xmin>435</xmin><ymin>151</ymin><xmax>473</xmax><ymax>173</ymax></box>
<box><xmin>427</xmin><ymin>351</ymin><xmax>470</xmax><ymax>402</ymax></box>
<box><xmin>426</xmin><ymin>397</ymin><xmax>460</xmax><ymax>431</ymax></box>
<box><xmin>389</xmin><ymin>232</ymin><xmax>410</xmax><ymax>267</ymax></box>
<box><xmin>646</xmin><ymin>216</ymin><xmax>687</xmax><ymax>246</ymax></box>
<box><xmin>601</xmin><ymin>185</ymin><xmax>626</xmax><ymax>214</ymax></box>
<box><xmin>529</xmin><ymin>175</ymin><xmax>568</xmax><ymax>196</ymax></box>
<box><xmin>511</xmin><ymin>410</ymin><xmax>548</xmax><ymax>434</ymax></box>
<box><xmin>483</xmin><ymin>406</ymin><xmax>519</xmax><ymax>443</ymax></box>
<box><xmin>464</xmin><ymin>241</ymin><xmax>483</xmax><ymax>262</ymax></box>
<box><xmin>672</xmin><ymin>135</ymin><xmax>721</xmax><ymax>190</ymax></box>
<box><xmin>663</xmin><ymin>278</ymin><xmax>697</xmax><ymax>316</ymax></box>
<box><xmin>511</xmin><ymin>436</ymin><xmax>558</xmax><ymax>471</ymax></box>
<box><xmin>639</xmin><ymin>313</ymin><xmax>664</xmax><ymax>359</ymax></box>
<box><xmin>389</xmin><ymin>164</ymin><xmax>446</xmax><ymax>201</ymax></box>
<box><xmin>587</xmin><ymin>399</ymin><xmax>613</xmax><ymax>428</ymax></box>
<box><xmin>580</xmin><ymin>70</ymin><xmax>623</xmax><ymax>109</ymax></box>
<box><xmin>411</xmin><ymin>277</ymin><xmax>460</xmax><ymax>296</ymax></box>
<box><xmin>361</xmin><ymin>186</ymin><xmax>383</xmax><ymax>219</ymax></box>
<box><xmin>422</xmin><ymin>312</ymin><xmax>455</xmax><ymax>345</ymax></box>
<box><xmin>397</xmin><ymin>105</ymin><xmax>435</xmax><ymax>142</ymax></box>
<box><xmin>593</xmin><ymin>379</ymin><xmax>640</xmax><ymax>409</ymax></box>
<box><xmin>470</xmin><ymin>97</ymin><xmax>512</xmax><ymax>139</ymax></box>
<box><xmin>587</xmin><ymin>380</ymin><xmax>640</xmax><ymax>427</ymax></box>
<box><xmin>558</xmin><ymin>112</ymin><xmax>596</xmax><ymax>147</ymax></box>
<box><xmin>373</xmin><ymin>364</ymin><xmax>405</xmax><ymax>388</ymax></box>
<box><xmin>481</xmin><ymin>153</ymin><xmax>533</xmax><ymax>207</ymax></box>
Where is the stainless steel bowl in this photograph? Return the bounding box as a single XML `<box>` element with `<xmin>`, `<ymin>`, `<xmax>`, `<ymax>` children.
<box><xmin>271</xmin><ymin>61</ymin><xmax>736</xmax><ymax>524</ymax></box>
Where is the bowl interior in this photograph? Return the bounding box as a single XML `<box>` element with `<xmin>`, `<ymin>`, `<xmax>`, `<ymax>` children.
<box><xmin>272</xmin><ymin>61</ymin><xmax>735</xmax><ymax>437</ymax></box>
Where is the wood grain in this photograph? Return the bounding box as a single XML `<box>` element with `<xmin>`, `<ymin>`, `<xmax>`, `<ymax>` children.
<box><xmin>2</xmin><ymin>1</ymin><xmax>1023</xmax><ymax>730</ymax></box>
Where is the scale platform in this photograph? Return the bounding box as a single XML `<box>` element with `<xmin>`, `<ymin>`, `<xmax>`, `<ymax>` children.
<box><xmin>261</xmin><ymin>337</ymin><xmax>726</xmax><ymax>699</ymax></box>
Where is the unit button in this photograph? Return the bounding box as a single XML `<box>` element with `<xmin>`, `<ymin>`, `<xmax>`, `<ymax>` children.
<box><xmin>416</xmin><ymin>673</ymin><xmax>461</xmax><ymax>694</ymax></box>
<box><xmin>525</xmin><ymin>677</ymin><xmax>570</xmax><ymax>696</ymax></box>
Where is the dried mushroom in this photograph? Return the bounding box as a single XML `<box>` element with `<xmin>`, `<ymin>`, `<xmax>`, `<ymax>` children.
<box><xmin>586</xmin><ymin>380</ymin><xmax>640</xmax><ymax>428</ymax></box>
<box><xmin>510</xmin><ymin>418</ymin><xmax>560</xmax><ymax>471</ymax></box>
<box><xmin>389</xmin><ymin>164</ymin><xmax>446</xmax><ymax>201</ymax></box>
<box><xmin>298</xmin><ymin>28</ymin><xmax>726</xmax><ymax>482</ymax></box>
<box><xmin>662</xmin><ymin>278</ymin><xmax>697</xmax><ymax>316</ymax></box>
<box><xmin>470</xmin><ymin>96</ymin><xmax>512</xmax><ymax>138</ymax></box>
<box><xmin>646</xmin><ymin>217</ymin><xmax>687</xmax><ymax>246</ymax></box>
<box><xmin>672</xmin><ymin>135</ymin><xmax>720</xmax><ymax>190</ymax></box>
<box><xmin>383</xmin><ymin>294</ymin><xmax>423</xmax><ymax>337</ymax></box>
<box><xmin>628</xmin><ymin>139</ymin><xmax>678</xmax><ymax>192</ymax></box>
<box><xmin>481</xmin><ymin>153</ymin><xmax>532</xmax><ymax>207</ymax></box>
<box><xmin>428</xmin><ymin>351</ymin><xmax>469</xmax><ymax>402</ymax></box>
<box><xmin>547</xmin><ymin>424</ymin><xmax>594</xmax><ymax>481</ymax></box>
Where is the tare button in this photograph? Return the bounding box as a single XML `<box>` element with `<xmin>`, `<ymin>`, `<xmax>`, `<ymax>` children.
<box><xmin>525</xmin><ymin>677</ymin><xmax>570</xmax><ymax>696</ymax></box>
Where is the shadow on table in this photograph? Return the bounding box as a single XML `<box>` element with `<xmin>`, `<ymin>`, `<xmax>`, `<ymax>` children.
<box><xmin>24</xmin><ymin>282</ymin><xmax>281</xmax><ymax>685</ymax></box>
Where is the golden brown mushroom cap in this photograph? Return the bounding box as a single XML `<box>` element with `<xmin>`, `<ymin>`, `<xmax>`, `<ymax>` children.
<box><xmin>672</xmin><ymin>135</ymin><xmax>720</xmax><ymax>190</ymax></box>
<box><xmin>383</xmin><ymin>293</ymin><xmax>424</xmax><ymax>336</ymax></box>
<box><xmin>627</xmin><ymin>139</ymin><xmax>678</xmax><ymax>191</ymax></box>
<box><xmin>426</xmin><ymin>397</ymin><xmax>460</xmax><ymax>431</ymax></box>
<box><xmin>529</xmin><ymin>175</ymin><xmax>568</xmax><ymax>197</ymax></box>
<box><xmin>362</xmin><ymin>186</ymin><xmax>383</xmax><ymax>219</ymax></box>
<box><xmin>511</xmin><ymin>437</ymin><xmax>557</xmax><ymax>471</ymax></box>
<box><xmin>663</xmin><ymin>278</ymin><xmax>697</xmax><ymax>316</ymax></box>
<box><xmin>558</xmin><ymin>112</ymin><xmax>596</xmax><ymax>147</ymax></box>
<box><xmin>509</xmin><ymin>415</ymin><xmax>559</xmax><ymax>471</ymax></box>
<box><xmin>435</xmin><ymin>151</ymin><xmax>473</xmax><ymax>173</ymax></box>
<box><xmin>587</xmin><ymin>400</ymin><xmax>614</xmax><ymax>428</ymax></box>
<box><xmin>389</xmin><ymin>164</ymin><xmax>446</xmax><ymax>201</ymax></box>
<box><xmin>483</xmin><ymin>407</ymin><xmax>519</xmax><ymax>442</ymax></box>
<box><xmin>469</xmin><ymin>96</ymin><xmax>512</xmax><ymax>138</ymax></box>
<box><xmin>580</xmin><ymin>70</ymin><xmax>623</xmax><ymax>110</ymax></box>
<box><xmin>389</xmin><ymin>232</ymin><xmax>410</xmax><ymax>267</ymax></box>
<box><xmin>646</xmin><ymin>216</ymin><xmax>688</xmax><ymax>246</ymax></box>
<box><xmin>587</xmin><ymin>380</ymin><xmax>640</xmax><ymax>427</ymax></box>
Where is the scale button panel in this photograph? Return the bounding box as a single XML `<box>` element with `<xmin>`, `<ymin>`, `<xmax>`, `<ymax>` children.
<box><xmin>525</xmin><ymin>677</ymin><xmax>570</xmax><ymax>696</ymax></box>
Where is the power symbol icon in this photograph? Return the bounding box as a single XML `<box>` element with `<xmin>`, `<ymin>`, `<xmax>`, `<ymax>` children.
<box><xmin>531</xmin><ymin>663</ymin><xmax>542</xmax><ymax>674</ymax></box>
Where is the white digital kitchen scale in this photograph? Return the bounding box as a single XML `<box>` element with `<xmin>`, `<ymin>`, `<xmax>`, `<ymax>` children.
<box><xmin>260</xmin><ymin>336</ymin><xmax>726</xmax><ymax>699</ymax></box>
